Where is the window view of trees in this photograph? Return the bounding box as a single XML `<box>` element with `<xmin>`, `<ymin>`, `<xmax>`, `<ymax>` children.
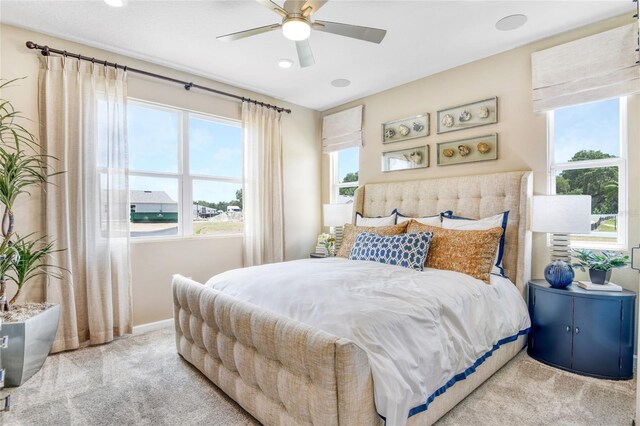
<box><xmin>550</xmin><ymin>97</ymin><xmax>624</xmax><ymax>246</ymax></box>
<box><xmin>333</xmin><ymin>147</ymin><xmax>359</xmax><ymax>202</ymax></box>
<box><xmin>339</xmin><ymin>172</ymin><xmax>358</xmax><ymax>197</ymax></box>
<box><xmin>556</xmin><ymin>151</ymin><xmax>618</xmax><ymax>216</ymax></box>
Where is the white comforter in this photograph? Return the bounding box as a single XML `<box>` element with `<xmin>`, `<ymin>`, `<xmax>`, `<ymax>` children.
<box><xmin>205</xmin><ymin>258</ymin><xmax>530</xmax><ymax>426</ymax></box>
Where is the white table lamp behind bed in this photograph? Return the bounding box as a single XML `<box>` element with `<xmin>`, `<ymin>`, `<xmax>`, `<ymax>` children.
<box><xmin>531</xmin><ymin>195</ymin><xmax>592</xmax><ymax>287</ymax></box>
<box><xmin>323</xmin><ymin>203</ymin><xmax>353</xmax><ymax>251</ymax></box>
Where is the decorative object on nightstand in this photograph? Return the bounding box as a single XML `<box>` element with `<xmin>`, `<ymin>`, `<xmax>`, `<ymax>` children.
<box><xmin>527</xmin><ymin>279</ymin><xmax>635</xmax><ymax>379</ymax></box>
<box><xmin>571</xmin><ymin>248</ymin><xmax>630</xmax><ymax>285</ymax></box>
<box><xmin>323</xmin><ymin>203</ymin><xmax>353</xmax><ymax>252</ymax></box>
<box><xmin>531</xmin><ymin>195</ymin><xmax>591</xmax><ymax>288</ymax></box>
<box><xmin>316</xmin><ymin>233</ymin><xmax>336</xmax><ymax>256</ymax></box>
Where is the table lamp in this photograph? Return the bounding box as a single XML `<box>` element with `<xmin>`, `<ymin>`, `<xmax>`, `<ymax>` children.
<box><xmin>531</xmin><ymin>195</ymin><xmax>592</xmax><ymax>287</ymax></box>
<box><xmin>323</xmin><ymin>203</ymin><xmax>353</xmax><ymax>251</ymax></box>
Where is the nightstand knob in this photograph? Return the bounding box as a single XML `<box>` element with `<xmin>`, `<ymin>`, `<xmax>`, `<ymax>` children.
<box><xmin>565</xmin><ymin>326</ymin><xmax>571</xmax><ymax>333</ymax></box>
<box><xmin>575</xmin><ymin>327</ymin><xmax>580</xmax><ymax>334</ymax></box>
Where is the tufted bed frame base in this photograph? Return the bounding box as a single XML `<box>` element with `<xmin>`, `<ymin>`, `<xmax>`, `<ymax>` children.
<box><xmin>173</xmin><ymin>171</ymin><xmax>533</xmax><ymax>425</ymax></box>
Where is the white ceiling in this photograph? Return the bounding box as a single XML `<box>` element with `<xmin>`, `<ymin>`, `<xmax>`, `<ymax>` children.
<box><xmin>0</xmin><ymin>1</ymin><xmax>633</xmax><ymax>111</ymax></box>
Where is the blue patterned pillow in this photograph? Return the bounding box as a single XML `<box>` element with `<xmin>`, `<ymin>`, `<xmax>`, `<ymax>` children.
<box><xmin>349</xmin><ymin>232</ymin><xmax>433</xmax><ymax>271</ymax></box>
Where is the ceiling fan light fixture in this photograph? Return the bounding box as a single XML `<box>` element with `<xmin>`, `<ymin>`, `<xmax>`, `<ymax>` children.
<box><xmin>104</xmin><ymin>0</ymin><xmax>126</xmax><ymax>7</ymax></box>
<box><xmin>278</xmin><ymin>59</ymin><xmax>294</xmax><ymax>69</ymax></box>
<box><xmin>282</xmin><ymin>17</ymin><xmax>311</xmax><ymax>41</ymax></box>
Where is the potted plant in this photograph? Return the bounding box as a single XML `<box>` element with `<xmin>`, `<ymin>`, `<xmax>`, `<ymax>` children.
<box><xmin>571</xmin><ymin>248</ymin><xmax>630</xmax><ymax>285</ymax></box>
<box><xmin>0</xmin><ymin>78</ymin><xmax>64</xmax><ymax>387</ymax></box>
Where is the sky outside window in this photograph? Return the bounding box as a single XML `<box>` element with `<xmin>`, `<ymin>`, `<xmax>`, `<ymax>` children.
<box><xmin>128</xmin><ymin>103</ymin><xmax>180</xmax><ymax>173</ymax></box>
<box><xmin>189</xmin><ymin>117</ymin><xmax>242</xmax><ymax>178</ymax></box>
<box><xmin>553</xmin><ymin>98</ymin><xmax>619</xmax><ymax>163</ymax></box>
<box><xmin>337</xmin><ymin>147</ymin><xmax>359</xmax><ymax>183</ymax></box>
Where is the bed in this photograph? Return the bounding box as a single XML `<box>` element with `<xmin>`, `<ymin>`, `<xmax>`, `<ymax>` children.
<box><xmin>173</xmin><ymin>171</ymin><xmax>533</xmax><ymax>425</ymax></box>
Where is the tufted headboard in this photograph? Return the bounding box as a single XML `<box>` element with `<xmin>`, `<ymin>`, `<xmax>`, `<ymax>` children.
<box><xmin>352</xmin><ymin>171</ymin><xmax>533</xmax><ymax>296</ymax></box>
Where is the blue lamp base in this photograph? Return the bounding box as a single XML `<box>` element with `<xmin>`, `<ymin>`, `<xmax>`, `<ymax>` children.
<box><xmin>544</xmin><ymin>259</ymin><xmax>575</xmax><ymax>288</ymax></box>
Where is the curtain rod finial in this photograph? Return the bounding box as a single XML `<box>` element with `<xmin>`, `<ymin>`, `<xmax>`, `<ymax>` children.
<box><xmin>25</xmin><ymin>41</ymin><xmax>36</xmax><ymax>49</ymax></box>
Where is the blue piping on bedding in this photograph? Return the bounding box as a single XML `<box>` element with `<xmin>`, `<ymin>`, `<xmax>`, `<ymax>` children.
<box><xmin>378</xmin><ymin>327</ymin><xmax>531</xmax><ymax>423</ymax></box>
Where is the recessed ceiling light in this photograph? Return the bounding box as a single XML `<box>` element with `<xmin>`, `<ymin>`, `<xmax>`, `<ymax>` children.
<box><xmin>282</xmin><ymin>17</ymin><xmax>311</xmax><ymax>41</ymax></box>
<box><xmin>278</xmin><ymin>59</ymin><xmax>293</xmax><ymax>69</ymax></box>
<box><xmin>495</xmin><ymin>14</ymin><xmax>527</xmax><ymax>31</ymax></box>
<box><xmin>104</xmin><ymin>0</ymin><xmax>126</xmax><ymax>7</ymax></box>
<box><xmin>331</xmin><ymin>79</ymin><xmax>351</xmax><ymax>88</ymax></box>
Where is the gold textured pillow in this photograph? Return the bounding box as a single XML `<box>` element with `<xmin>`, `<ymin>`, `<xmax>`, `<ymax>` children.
<box><xmin>337</xmin><ymin>222</ymin><xmax>408</xmax><ymax>258</ymax></box>
<box><xmin>406</xmin><ymin>221</ymin><xmax>503</xmax><ymax>283</ymax></box>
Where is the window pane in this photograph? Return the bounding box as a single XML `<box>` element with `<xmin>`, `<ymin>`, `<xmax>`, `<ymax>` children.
<box><xmin>192</xmin><ymin>180</ymin><xmax>243</xmax><ymax>235</ymax></box>
<box><xmin>129</xmin><ymin>175</ymin><xmax>179</xmax><ymax>237</ymax></box>
<box><xmin>338</xmin><ymin>186</ymin><xmax>358</xmax><ymax>203</ymax></box>
<box><xmin>128</xmin><ymin>103</ymin><xmax>180</xmax><ymax>173</ymax></box>
<box><xmin>553</xmin><ymin>99</ymin><xmax>620</xmax><ymax>163</ymax></box>
<box><xmin>555</xmin><ymin>167</ymin><xmax>618</xmax><ymax>244</ymax></box>
<box><xmin>189</xmin><ymin>116</ymin><xmax>242</xmax><ymax>177</ymax></box>
<box><xmin>337</xmin><ymin>147</ymin><xmax>359</xmax><ymax>184</ymax></box>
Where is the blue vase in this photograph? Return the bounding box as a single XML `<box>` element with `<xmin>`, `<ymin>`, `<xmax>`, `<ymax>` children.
<box><xmin>544</xmin><ymin>260</ymin><xmax>575</xmax><ymax>288</ymax></box>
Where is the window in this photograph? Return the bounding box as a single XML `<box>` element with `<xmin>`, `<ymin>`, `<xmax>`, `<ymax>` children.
<box><xmin>330</xmin><ymin>146</ymin><xmax>359</xmax><ymax>202</ymax></box>
<box><xmin>127</xmin><ymin>100</ymin><xmax>243</xmax><ymax>238</ymax></box>
<box><xmin>548</xmin><ymin>97</ymin><xmax>627</xmax><ymax>248</ymax></box>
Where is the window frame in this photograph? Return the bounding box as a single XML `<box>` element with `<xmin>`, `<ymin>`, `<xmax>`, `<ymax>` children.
<box><xmin>547</xmin><ymin>96</ymin><xmax>628</xmax><ymax>250</ymax></box>
<box><xmin>128</xmin><ymin>98</ymin><xmax>243</xmax><ymax>241</ymax></box>
<box><xmin>329</xmin><ymin>148</ymin><xmax>360</xmax><ymax>203</ymax></box>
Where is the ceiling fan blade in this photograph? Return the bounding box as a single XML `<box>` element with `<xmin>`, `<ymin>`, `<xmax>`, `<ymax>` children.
<box><xmin>283</xmin><ymin>0</ymin><xmax>306</xmax><ymax>13</ymax></box>
<box><xmin>301</xmin><ymin>0</ymin><xmax>328</xmax><ymax>17</ymax></box>
<box><xmin>313</xmin><ymin>20</ymin><xmax>386</xmax><ymax>44</ymax></box>
<box><xmin>255</xmin><ymin>0</ymin><xmax>288</xmax><ymax>18</ymax></box>
<box><xmin>217</xmin><ymin>24</ymin><xmax>281</xmax><ymax>42</ymax></box>
<box><xmin>295</xmin><ymin>39</ymin><xmax>315</xmax><ymax>68</ymax></box>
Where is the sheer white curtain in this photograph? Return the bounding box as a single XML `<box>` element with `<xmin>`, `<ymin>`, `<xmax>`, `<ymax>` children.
<box><xmin>38</xmin><ymin>56</ymin><xmax>132</xmax><ymax>353</ymax></box>
<box><xmin>242</xmin><ymin>103</ymin><xmax>284</xmax><ymax>266</ymax></box>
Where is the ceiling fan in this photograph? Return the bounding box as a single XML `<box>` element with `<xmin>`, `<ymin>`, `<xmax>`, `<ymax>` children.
<box><xmin>217</xmin><ymin>0</ymin><xmax>387</xmax><ymax>68</ymax></box>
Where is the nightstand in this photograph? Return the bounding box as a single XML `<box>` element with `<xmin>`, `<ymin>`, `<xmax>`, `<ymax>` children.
<box><xmin>309</xmin><ymin>253</ymin><xmax>328</xmax><ymax>258</ymax></box>
<box><xmin>527</xmin><ymin>279</ymin><xmax>636</xmax><ymax>380</ymax></box>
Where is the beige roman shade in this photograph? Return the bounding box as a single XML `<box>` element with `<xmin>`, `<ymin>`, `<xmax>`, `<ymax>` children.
<box><xmin>532</xmin><ymin>22</ymin><xmax>640</xmax><ymax>112</ymax></box>
<box><xmin>322</xmin><ymin>105</ymin><xmax>363</xmax><ymax>153</ymax></box>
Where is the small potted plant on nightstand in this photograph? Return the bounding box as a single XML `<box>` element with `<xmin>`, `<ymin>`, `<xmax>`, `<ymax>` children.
<box><xmin>0</xmin><ymin>78</ymin><xmax>65</xmax><ymax>387</ymax></box>
<box><xmin>571</xmin><ymin>248</ymin><xmax>630</xmax><ymax>285</ymax></box>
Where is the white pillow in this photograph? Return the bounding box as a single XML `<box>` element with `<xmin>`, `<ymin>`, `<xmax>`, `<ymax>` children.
<box><xmin>441</xmin><ymin>211</ymin><xmax>509</xmax><ymax>276</ymax></box>
<box><xmin>396</xmin><ymin>214</ymin><xmax>442</xmax><ymax>227</ymax></box>
<box><xmin>355</xmin><ymin>211</ymin><xmax>397</xmax><ymax>227</ymax></box>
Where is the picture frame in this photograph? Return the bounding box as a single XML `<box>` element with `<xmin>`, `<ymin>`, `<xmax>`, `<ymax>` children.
<box><xmin>381</xmin><ymin>145</ymin><xmax>429</xmax><ymax>172</ymax></box>
<box><xmin>436</xmin><ymin>97</ymin><xmax>498</xmax><ymax>134</ymax></box>
<box><xmin>436</xmin><ymin>134</ymin><xmax>497</xmax><ymax>166</ymax></box>
<box><xmin>382</xmin><ymin>114</ymin><xmax>429</xmax><ymax>144</ymax></box>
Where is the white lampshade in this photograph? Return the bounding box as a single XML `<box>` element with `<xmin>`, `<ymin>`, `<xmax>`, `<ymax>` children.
<box><xmin>323</xmin><ymin>203</ymin><xmax>353</xmax><ymax>227</ymax></box>
<box><xmin>531</xmin><ymin>195</ymin><xmax>592</xmax><ymax>234</ymax></box>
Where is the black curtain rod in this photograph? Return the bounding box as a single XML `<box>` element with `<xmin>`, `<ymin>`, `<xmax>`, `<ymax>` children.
<box><xmin>25</xmin><ymin>41</ymin><xmax>292</xmax><ymax>114</ymax></box>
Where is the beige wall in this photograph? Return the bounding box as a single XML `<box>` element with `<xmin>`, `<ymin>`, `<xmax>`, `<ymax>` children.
<box><xmin>0</xmin><ymin>24</ymin><xmax>322</xmax><ymax>326</ymax></box>
<box><xmin>323</xmin><ymin>14</ymin><xmax>640</xmax><ymax>295</ymax></box>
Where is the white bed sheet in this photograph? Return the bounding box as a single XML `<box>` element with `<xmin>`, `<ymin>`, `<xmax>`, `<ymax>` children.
<box><xmin>205</xmin><ymin>258</ymin><xmax>530</xmax><ymax>426</ymax></box>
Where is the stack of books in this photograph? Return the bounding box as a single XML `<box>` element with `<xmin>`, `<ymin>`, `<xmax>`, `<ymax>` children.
<box><xmin>577</xmin><ymin>281</ymin><xmax>622</xmax><ymax>292</ymax></box>
<box><xmin>315</xmin><ymin>243</ymin><xmax>328</xmax><ymax>255</ymax></box>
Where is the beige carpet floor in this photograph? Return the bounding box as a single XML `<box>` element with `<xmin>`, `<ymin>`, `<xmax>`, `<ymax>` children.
<box><xmin>2</xmin><ymin>327</ymin><xmax>635</xmax><ymax>425</ymax></box>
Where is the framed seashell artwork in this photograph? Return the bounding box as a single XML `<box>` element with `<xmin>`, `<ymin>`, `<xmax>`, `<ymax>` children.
<box><xmin>381</xmin><ymin>145</ymin><xmax>429</xmax><ymax>172</ymax></box>
<box><xmin>436</xmin><ymin>97</ymin><xmax>498</xmax><ymax>134</ymax></box>
<box><xmin>436</xmin><ymin>134</ymin><xmax>498</xmax><ymax>166</ymax></box>
<box><xmin>382</xmin><ymin>113</ymin><xmax>429</xmax><ymax>144</ymax></box>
